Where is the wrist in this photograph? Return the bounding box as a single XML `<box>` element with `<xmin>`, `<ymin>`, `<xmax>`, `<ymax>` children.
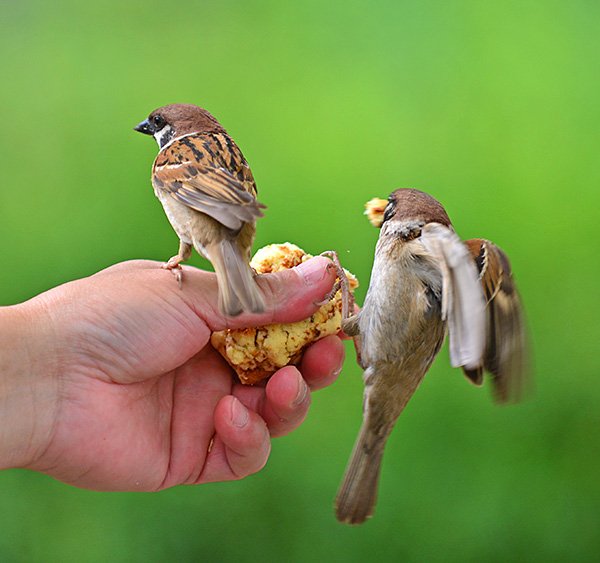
<box><xmin>0</xmin><ymin>299</ymin><xmax>58</xmax><ymax>470</ymax></box>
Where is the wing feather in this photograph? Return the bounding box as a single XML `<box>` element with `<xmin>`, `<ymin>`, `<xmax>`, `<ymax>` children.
<box><xmin>463</xmin><ymin>239</ymin><xmax>529</xmax><ymax>402</ymax></box>
<box><xmin>152</xmin><ymin>132</ymin><xmax>265</xmax><ymax>231</ymax></box>
<box><xmin>421</xmin><ymin>223</ymin><xmax>486</xmax><ymax>371</ymax></box>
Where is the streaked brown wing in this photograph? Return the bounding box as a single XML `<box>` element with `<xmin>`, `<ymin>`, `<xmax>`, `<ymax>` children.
<box><xmin>153</xmin><ymin>132</ymin><xmax>265</xmax><ymax>231</ymax></box>
<box><xmin>463</xmin><ymin>239</ymin><xmax>529</xmax><ymax>402</ymax></box>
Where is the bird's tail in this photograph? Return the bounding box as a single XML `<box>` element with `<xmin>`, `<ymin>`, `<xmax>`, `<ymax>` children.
<box><xmin>334</xmin><ymin>419</ymin><xmax>391</xmax><ymax>526</ymax></box>
<box><xmin>335</xmin><ymin>367</ymin><xmax>427</xmax><ymax>525</ymax></box>
<box><xmin>208</xmin><ymin>238</ymin><xmax>265</xmax><ymax>317</ymax></box>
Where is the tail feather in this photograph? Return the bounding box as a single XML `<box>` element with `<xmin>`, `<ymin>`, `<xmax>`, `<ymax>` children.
<box><xmin>334</xmin><ymin>422</ymin><xmax>390</xmax><ymax>526</ymax></box>
<box><xmin>335</xmin><ymin>366</ymin><xmax>427</xmax><ymax>525</ymax></box>
<box><xmin>208</xmin><ymin>239</ymin><xmax>265</xmax><ymax>317</ymax></box>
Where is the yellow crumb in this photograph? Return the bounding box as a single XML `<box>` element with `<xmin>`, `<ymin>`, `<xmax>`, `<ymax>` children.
<box><xmin>364</xmin><ymin>197</ymin><xmax>388</xmax><ymax>228</ymax></box>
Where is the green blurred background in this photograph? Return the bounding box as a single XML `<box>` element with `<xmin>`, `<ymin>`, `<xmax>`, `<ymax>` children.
<box><xmin>1</xmin><ymin>0</ymin><xmax>599</xmax><ymax>561</ymax></box>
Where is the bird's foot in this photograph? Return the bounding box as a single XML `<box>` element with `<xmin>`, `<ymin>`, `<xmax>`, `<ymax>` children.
<box><xmin>319</xmin><ymin>251</ymin><xmax>354</xmax><ymax>320</ymax></box>
<box><xmin>162</xmin><ymin>257</ymin><xmax>184</xmax><ymax>289</ymax></box>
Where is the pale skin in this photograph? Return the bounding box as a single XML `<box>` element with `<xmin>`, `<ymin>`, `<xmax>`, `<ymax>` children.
<box><xmin>0</xmin><ymin>257</ymin><xmax>344</xmax><ymax>491</ymax></box>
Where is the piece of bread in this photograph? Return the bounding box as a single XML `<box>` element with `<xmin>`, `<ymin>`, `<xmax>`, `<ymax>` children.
<box><xmin>364</xmin><ymin>197</ymin><xmax>388</xmax><ymax>228</ymax></box>
<box><xmin>211</xmin><ymin>243</ymin><xmax>358</xmax><ymax>384</ymax></box>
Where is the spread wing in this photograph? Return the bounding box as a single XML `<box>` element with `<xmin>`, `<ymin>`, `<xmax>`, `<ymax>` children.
<box><xmin>463</xmin><ymin>239</ymin><xmax>529</xmax><ymax>403</ymax></box>
<box><xmin>421</xmin><ymin>223</ymin><xmax>486</xmax><ymax>371</ymax></box>
<box><xmin>152</xmin><ymin>132</ymin><xmax>266</xmax><ymax>232</ymax></box>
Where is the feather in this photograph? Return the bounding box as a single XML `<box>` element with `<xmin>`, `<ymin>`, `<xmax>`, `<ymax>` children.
<box><xmin>206</xmin><ymin>238</ymin><xmax>265</xmax><ymax>317</ymax></box>
<box><xmin>153</xmin><ymin>132</ymin><xmax>265</xmax><ymax>232</ymax></box>
<box><xmin>421</xmin><ymin>223</ymin><xmax>486</xmax><ymax>371</ymax></box>
<box><xmin>463</xmin><ymin>239</ymin><xmax>530</xmax><ymax>402</ymax></box>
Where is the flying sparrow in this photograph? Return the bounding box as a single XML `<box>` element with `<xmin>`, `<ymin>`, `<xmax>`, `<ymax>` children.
<box><xmin>134</xmin><ymin>103</ymin><xmax>266</xmax><ymax>316</ymax></box>
<box><xmin>335</xmin><ymin>188</ymin><xmax>529</xmax><ymax>525</ymax></box>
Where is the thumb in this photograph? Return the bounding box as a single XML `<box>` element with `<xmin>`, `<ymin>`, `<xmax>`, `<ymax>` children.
<box><xmin>208</xmin><ymin>255</ymin><xmax>337</xmax><ymax>331</ymax></box>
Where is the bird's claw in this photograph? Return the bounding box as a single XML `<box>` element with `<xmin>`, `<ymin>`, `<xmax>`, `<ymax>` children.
<box><xmin>320</xmin><ymin>251</ymin><xmax>354</xmax><ymax>321</ymax></box>
<box><xmin>162</xmin><ymin>260</ymin><xmax>184</xmax><ymax>289</ymax></box>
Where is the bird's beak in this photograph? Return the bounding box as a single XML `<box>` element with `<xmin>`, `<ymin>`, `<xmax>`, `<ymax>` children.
<box><xmin>134</xmin><ymin>119</ymin><xmax>153</xmax><ymax>135</ymax></box>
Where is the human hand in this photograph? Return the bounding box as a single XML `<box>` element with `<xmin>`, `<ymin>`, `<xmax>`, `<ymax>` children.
<box><xmin>0</xmin><ymin>257</ymin><xmax>344</xmax><ymax>491</ymax></box>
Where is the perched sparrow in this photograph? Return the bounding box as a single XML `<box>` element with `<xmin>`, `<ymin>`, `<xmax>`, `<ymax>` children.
<box><xmin>335</xmin><ymin>188</ymin><xmax>528</xmax><ymax>525</ymax></box>
<box><xmin>134</xmin><ymin>103</ymin><xmax>266</xmax><ymax>316</ymax></box>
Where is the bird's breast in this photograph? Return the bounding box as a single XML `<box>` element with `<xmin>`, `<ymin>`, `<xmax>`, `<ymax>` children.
<box><xmin>153</xmin><ymin>187</ymin><xmax>194</xmax><ymax>246</ymax></box>
<box><xmin>358</xmin><ymin>242</ymin><xmax>445</xmax><ymax>370</ymax></box>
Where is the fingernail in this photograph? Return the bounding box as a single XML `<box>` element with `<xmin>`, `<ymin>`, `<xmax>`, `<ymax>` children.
<box><xmin>296</xmin><ymin>257</ymin><xmax>329</xmax><ymax>285</ymax></box>
<box><xmin>231</xmin><ymin>398</ymin><xmax>249</xmax><ymax>428</ymax></box>
<box><xmin>293</xmin><ymin>377</ymin><xmax>309</xmax><ymax>407</ymax></box>
<box><xmin>332</xmin><ymin>359</ymin><xmax>344</xmax><ymax>378</ymax></box>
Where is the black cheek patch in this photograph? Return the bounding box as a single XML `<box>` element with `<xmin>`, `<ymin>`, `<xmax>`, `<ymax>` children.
<box><xmin>158</xmin><ymin>128</ymin><xmax>175</xmax><ymax>149</ymax></box>
<box><xmin>382</xmin><ymin>198</ymin><xmax>397</xmax><ymax>226</ymax></box>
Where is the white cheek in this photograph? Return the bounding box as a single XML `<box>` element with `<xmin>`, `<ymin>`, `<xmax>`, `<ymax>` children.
<box><xmin>153</xmin><ymin>125</ymin><xmax>175</xmax><ymax>149</ymax></box>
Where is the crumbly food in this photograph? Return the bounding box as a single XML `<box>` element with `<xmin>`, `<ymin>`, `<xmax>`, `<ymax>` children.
<box><xmin>210</xmin><ymin>243</ymin><xmax>358</xmax><ymax>384</ymax></box>
<box><xmin>364</xmin><ymin>197</ymin><xmax>388</xmax><ymax>228</ymax></box>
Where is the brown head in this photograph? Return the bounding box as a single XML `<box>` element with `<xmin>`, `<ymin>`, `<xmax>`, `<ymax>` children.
<box><xmin>134</xmin><ymin>103</ymin><xmax>227</xmax><ymax>149</ymax></box>
<box><xmin>381</xmin><ymin>188</ymin><xmax>452</xmax><ymax>240</ymax></box>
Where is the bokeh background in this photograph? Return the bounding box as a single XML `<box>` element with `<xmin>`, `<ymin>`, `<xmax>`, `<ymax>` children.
<box><xmin>1</xmin><ymin>0</ymin><xmax>599</xmax><ymax>561</ymax></box>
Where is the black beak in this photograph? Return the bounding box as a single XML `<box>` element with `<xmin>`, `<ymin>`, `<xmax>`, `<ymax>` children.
<box><xmin>134</xmin><ymin>119</ymin><xmax>153</xmax><ymax>135</ymax></box>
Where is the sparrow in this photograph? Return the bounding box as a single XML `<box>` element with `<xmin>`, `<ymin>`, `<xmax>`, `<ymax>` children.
<box><xmin>335</xmin><ymin>188</ymin><xmax>528</xmax><ymax>525</ymax></box>
<box><xmin>134</xmin><ymin>103</ymin><xmax>266</xmax><ymax>316</ymax></box>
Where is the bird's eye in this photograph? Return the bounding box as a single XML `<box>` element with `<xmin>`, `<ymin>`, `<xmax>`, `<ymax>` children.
<box><xmin>152</xmin><ymin>115</ymin><xmax>166</xmax><ymax>129</ymax></box>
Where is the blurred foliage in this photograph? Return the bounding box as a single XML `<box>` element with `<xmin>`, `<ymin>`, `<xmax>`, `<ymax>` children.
<box><xmin>1</xmin><ymin>0</ymin><xmax>599</xmax><ymax>561</ymax></box>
